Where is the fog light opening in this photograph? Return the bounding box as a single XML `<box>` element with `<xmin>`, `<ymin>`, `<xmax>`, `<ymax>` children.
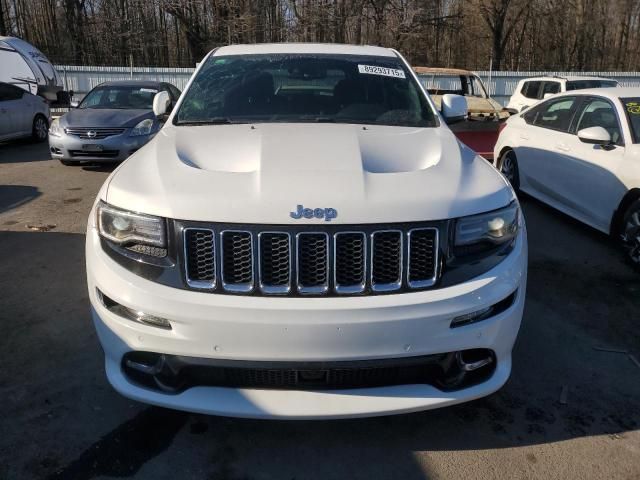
<box><xmin>456</xmin><ymin>350</ymin><xmax>493</xmax><ymax>372</ymax></box>
<box><xmin>96</xmin><ymin>289</ymin><xmax>172</xmax><ymax>330</ymax></box>
<box><xmin>438</xmin><ymin>349</ymin><xmax>496</xmax><ymax>390</ymax></box>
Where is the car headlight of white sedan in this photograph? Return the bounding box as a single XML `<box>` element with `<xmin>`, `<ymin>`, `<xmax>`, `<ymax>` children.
<box><xmin>49</xmin><ymin>118</ymin><xmax>62</xmax><ymax>137</ymax></box>
<box><xmin>129</xmin><ymin>119</ymin><xmax>154</xmax><ymax>137</ymax></box>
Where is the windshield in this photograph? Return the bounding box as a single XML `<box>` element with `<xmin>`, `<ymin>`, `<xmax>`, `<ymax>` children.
<box><xmin>417</xmin><ymin>74</ymin><xmax>486</xmax><ymax>99</ymax></box>
<box><xmin>79</xmin><ymin>85</ymin><xmax>159</xmax><ymax>109</ymax></box>
<box><xmin>566</xmin><ymin>80</ymin><xmax>619</xmax><ymax>91</ymax></box>
<box><xmin>622</xmin><ymin>98</ymin><xmax>640</xmax><ymax>143</ymax></box>
<box><xmin>175</xmin><ymin>54</ymin><xmax>437</xmax><ymax>127</ymax></box>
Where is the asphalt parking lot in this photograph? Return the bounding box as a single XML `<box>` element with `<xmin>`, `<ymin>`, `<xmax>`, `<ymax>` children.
<box><xmin>1</xmin><ymin>140</ymin><xmax>639</xmax><ymax>480</ymax></box>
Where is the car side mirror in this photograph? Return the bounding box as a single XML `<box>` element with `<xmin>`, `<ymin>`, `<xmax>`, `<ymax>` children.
<box><xmin>441</xmin><ymin>94</ymin><xmax>468</xmax><ymax>124</ymax></box>
<box><xmin>70</xmin><ymin>100</ymin><xmax>79</xmax><ymax>108</ymax></box>
<box><xmin>153</xmin><ymin>91</ymin><xmax>171</xmax><ymax>117</ymax></box>
<box><xmin>577</xmin><ymin>126</ymin><xmax>611</xmax><ymax>146</ymax></box>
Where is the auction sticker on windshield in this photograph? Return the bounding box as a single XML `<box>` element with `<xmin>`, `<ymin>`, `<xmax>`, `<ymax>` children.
<box><xmin>358</xmin><ymin>65</ymin><xmax>406</xmax><ymax>79</ymax></box>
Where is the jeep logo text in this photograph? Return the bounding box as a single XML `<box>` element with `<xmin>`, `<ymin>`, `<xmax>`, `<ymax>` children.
<box><xmin>290</xmin><ymin>205</ymin><xmax>338</xmax><ymax>222</ymax></box>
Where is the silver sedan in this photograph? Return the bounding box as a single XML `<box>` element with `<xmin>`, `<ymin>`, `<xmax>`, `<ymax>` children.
<box><xmin>49</xmin><ymin>80</ymin><xmax>180</xmax><ymax>165</ymax></box>
<box><xmin>0</xmin><ymin>82</ymin><xmax>50</xmax><ymax>143</ymax></box>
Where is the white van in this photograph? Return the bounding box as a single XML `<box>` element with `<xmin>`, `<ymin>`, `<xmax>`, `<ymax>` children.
<box><xmin>0</xmin><ymin>36</ymin><xmax>70</xmax><ymax>105</ymax></box>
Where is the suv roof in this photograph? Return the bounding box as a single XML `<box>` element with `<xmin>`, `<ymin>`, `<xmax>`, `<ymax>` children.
<box><xmin>213</xmin><ymin>43</ymin><xmax>397</xmax><ymax>57</ymax></box>
<box><xmin>518</xmin><ymin>75</ymin><xmax>616</xmax><ymax>83</ymax></box>
<box><xmin>542</xmin><ymin>86</ymin><xmax>637</xmax><ymax>99</ymax></box>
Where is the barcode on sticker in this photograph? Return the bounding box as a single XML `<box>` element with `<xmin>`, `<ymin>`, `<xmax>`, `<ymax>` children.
<box><xmin>358</xmin><ymin>65</ymin><xmax>406</xmax><ymax>79</ymax></box>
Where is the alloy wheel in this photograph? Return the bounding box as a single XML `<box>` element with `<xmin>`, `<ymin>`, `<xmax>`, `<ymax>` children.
<box><xmin>500</xmin><ymin>154</ymin><xmax>516</xmax><ymax>185</ymax></box>
<box><xmin>34</xmin><ymin>117</ymin><xmax>48</xmax><ymax>141</ymax></box>
<box><xmin>622</xmin><ymin>208</ymin><xmax>640</xmax><ymax>267</ymax></box>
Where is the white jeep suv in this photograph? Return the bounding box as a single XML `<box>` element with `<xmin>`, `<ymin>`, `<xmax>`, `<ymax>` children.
<box><xmin>86</xmin><ymin>43</ymin><xmax>527</xmax><ymax>419</ymax></box>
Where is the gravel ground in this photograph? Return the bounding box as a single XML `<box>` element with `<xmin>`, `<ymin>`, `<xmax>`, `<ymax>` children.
<box><xmin>1</xmin><ymin>140</ymin><xmax>639</xmax><ymax>480</ymax></box>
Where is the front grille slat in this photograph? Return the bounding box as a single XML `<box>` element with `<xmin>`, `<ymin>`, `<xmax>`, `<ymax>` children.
<box><xmin>371</xmin><ymin>230</ymin><xmax>403</xmax><ymax>292</ymax></box>
<box><xmin>183</xmin><ymin>228</ymin><xmax>216</xmax><ymax>289</ymax></box>
<box><xmin>221</xmin><ymin>231</ymin><xmax>254</xmax><ymax>292</ymax></box>
<box><xmin>182</xmin><ymin>224</ymin><xmax>439</xmax><ymax>296</ymax></box>
<box><xmin>259</xmin><ymin>232</ymin><xmax>291</xmax><ymax>294</ymax></box>
<box><xmin>65</xmin><ymin>127</ymin><xmax>126</xmax><ymax>139</ymax></box>
<box><xmin>408</xmin><ymin>228</ymin><xmax>438</xmax><ymax>288</ymax></box>
<box><xmin>69</xmin><ymin>149</ymin><xmax>120</xmax><ymax>158</ymax></box>
<box><xmin>297</xmin><ymin>233</ymin><xmax>329</xmax><ymax>294</ymax></box>
<box><xmin>334</xmin><ymin>232</ymin><xmax>366</xmax><ymax>294</ymax></box>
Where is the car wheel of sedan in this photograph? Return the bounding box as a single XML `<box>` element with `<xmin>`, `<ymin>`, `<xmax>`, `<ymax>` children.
<box><xmin>499</xmin><ymin>150</ymin><xmax>520</xmax><ymax>193</ymax></box>
<box><xmin>32</xmin><ymin>115</ymin><xmax>49</xmax><ymax>142</ymax></box>
<box><xmin>621</xmin><ymin>199</ymin><xmax>640</xmax><ymax>270</ymax></box>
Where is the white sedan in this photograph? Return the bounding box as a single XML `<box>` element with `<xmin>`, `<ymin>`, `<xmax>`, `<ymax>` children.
<box><xmin>0</xmin><ymin>81</ymin><xmax>50</xmax><ymax>142</ymax></box>
<box><xmin>495</xmin><ymin>87</ymin><xmax>640</xmax><ymax>267</ymax></box>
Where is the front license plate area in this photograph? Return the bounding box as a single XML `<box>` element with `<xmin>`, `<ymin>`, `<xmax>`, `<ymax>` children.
<box><xmin>82</xmin><ymin>144</ymin><xmax>103</xmax><ymax>152</ymax></box>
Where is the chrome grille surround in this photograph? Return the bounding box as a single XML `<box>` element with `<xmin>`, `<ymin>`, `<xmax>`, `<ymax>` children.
<box><xmin>65</xmin><ymin>127</ymin><xmax>126</xmax><ymax>139</ymax></box>
<box><xmin>181</xmin><ymin>223</ymin><xmax>440</xmax><ymax>296</ymax></box>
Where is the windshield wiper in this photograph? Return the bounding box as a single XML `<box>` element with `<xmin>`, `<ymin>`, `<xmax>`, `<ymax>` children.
<box><xmin>176</xmin><ymin>117</ymin><xmax>241</xmax><ymax>125</ymax></box>
<box><xmin>312</xmin><ymin>117</ymin><xmax>335</xmax><ymax>123</ymax></box>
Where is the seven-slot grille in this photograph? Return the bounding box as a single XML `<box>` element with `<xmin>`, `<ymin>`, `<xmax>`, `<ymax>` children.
<box><xmin>65</xmin><ymin>127</ymin><xmax>126</xmax><ymax>139</ymax></box>
<box><xmin>183</xmin><ymin>226</ymin><xmax>438</xmax><ymax>296</ymax></box>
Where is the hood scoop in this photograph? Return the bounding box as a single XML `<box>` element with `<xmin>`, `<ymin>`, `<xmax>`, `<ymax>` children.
<box><xmin>173</xmin><ymin>124</ymin><xmax>442</xmax><ymax>175</ymax></box>
<box><xmin>175</xmin><ymin>125</ymin><xmax>261</xmax><ymax>173</ymax></box>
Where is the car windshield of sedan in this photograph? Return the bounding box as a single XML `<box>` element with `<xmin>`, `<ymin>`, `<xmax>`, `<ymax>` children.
<box><xmin>623</xmin><ymin>98</ymin><xmax>640</xmax><ymax>143</ymax></box>
<box><xmin>174</xmin><ymin>54</ymin><xmax>437</xmax><ymax>127</ymax></box>
<box><xmin>79</xmin><ymin>86</ymin><xmax>158</xmax><ymax>109</ymax></box>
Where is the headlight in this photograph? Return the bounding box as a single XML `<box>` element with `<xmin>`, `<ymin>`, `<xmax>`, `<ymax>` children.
<box><xmin>129</xmin><ymin>119</ymin><xmax>154</xmax><ymax>136</ymax></box>
<box><xmin>49</xmin><ymin>118</ymin><xmax>62</xmax><ymax>137</ymax></box>
<box><xmin>454</xmin><ymin>202</ymin><xmax>519</xmax><ymax>255</ymax></box>
<box><xmin>97</xmin><ymin>201</ymin><xmax>165</xmax><ymax>247</ymax></box>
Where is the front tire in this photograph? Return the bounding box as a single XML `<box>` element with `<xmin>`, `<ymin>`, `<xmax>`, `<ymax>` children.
<box><xmin>499</xmin><ymin>150</ymin><xmax>520</xmax><ymax>193</ymax></box>
<box><xmin>32</xmin><ymin>115</ymin><xmax>49</xmax><ymax>142</ymax></box>
<box><xmin>621</xmin><ymin>199</ymin><xmax>640</xmax><ymax>270</ymax></box>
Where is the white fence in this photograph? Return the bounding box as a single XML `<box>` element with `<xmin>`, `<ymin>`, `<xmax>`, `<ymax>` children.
<box><xmin>55</xmin><ymin>65</ymin><xmax>196</xmax><ymax>100</ymax></box>
<box><xmin>55</xmin><ymin>65</ymin><xmax>640</xmax><ymax>106</ymax></box>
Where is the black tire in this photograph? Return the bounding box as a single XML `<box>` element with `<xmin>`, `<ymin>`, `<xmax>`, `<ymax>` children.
<box><xmin>499</xmin><ymin>149</ymin><xmax>520</xmax><ymax>193</ymax></box>
<box><xmin>59</xmin><ymin>159</ymin><xmax>75</xmax><ymax>166</ymax></box>
<box><xmin>32</xmin><ymin>115</ymin><xmax>49</xmax><ymax>142</ymax></box>
<box><xmin>620</xmin><ymin>199</ymin><xmax>640</xmax><ymax>270</ymax></box>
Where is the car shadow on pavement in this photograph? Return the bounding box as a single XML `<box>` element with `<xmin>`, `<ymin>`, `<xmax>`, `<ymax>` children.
<box><xmin>0</xmin><ymin>185</ymin><xmax>41</xmax><ymax>215</ymax></box>
<box><xmin>0</xmin><ymin>140</ymin><xmax>51</xmax><ymax>164</ymax></box>
<box><xmin>1</xmin><ymin>200</ymin><xmax>639</xmax><ymax>480</ymax></box>
<box><xmin>80</xmin><ymin>163</ymin><xmax>119</xmax><ymax>173</ymax></box>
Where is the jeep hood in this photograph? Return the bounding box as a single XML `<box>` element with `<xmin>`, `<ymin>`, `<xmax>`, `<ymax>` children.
<box><xmin>104</xmin><ymin>123</ymin><xmax>513</xmax><ymax>224</ymax></box>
